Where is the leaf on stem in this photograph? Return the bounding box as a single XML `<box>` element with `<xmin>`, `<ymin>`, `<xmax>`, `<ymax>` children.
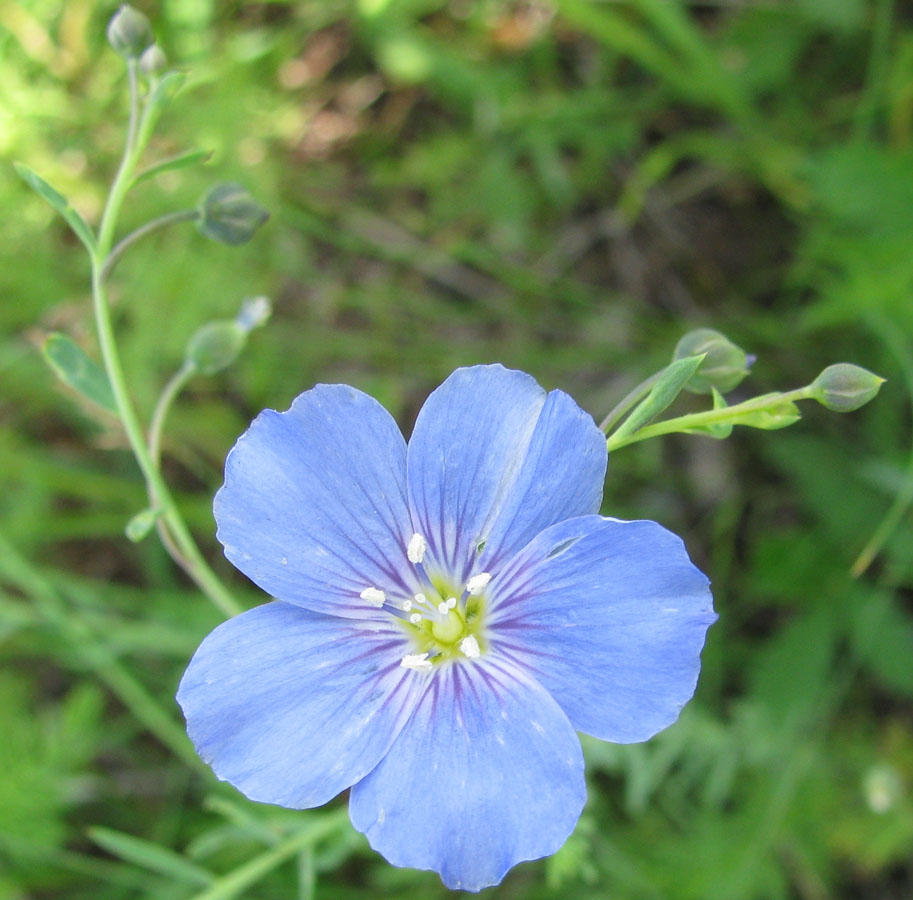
<box><xmin>609</xmin><ymin>354</ymin><xmax>705</xmax><ymax>442</ymax></box>
<box><xmin>14</xmin><ymin>162</ymin><xmax>96</xmax><ymax>253</ymax></box>
<box><xmin>88</xmin><ymin>826</ymin><xmax>215</xmax><ymax>887</ymax></box>
<box><xmin>132</xmin><ymin>149</ymin><xmax>213</xmax><ymax>188</ymax></box>
<box><xmin>679</xmin><ymin>387</ymin><xmax>733</xmax><ymax>439</ymax></box>
<box><xmin>43</xmin><ymin>333</ymin><xmax>117</xmax><ymax>414</ymax></box>
<box><xmin>683</xmin><ymin>392</ymin><xmax>800</xmax><ymax>433</ymax></box>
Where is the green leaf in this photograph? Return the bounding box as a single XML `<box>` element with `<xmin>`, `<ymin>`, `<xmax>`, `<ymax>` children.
<box><xmin>88</xmin><ymin>827</ymin><xmax>215</xmax><ymax>887</ymax></box>
<box><xmin>610</xmin><ymin>354</ymin><xmax>705</xmax><ymax>442</ymax></box>
<box><xmin>14</xmin><ymin>162</ymin><xmax>96</xmax><ymax>253</ymax></box>
<box><xmin>680</xmin><ymin>387</ymin><xmax>734</xmax><ymax>439</ymax></box>
<box><xmin>132</xmin><ymin>149</ymin><xmax>213</xmax><ymax>188</ymax></box>
<box><xmin>730</xmin><ymin>393</ymin><xmax>801</xmax><ymax>430</ymax></box>
<box><xmin>42</xmin><ymin>334</ymin><xmax>117</xmax><ymax>414</ymax></box>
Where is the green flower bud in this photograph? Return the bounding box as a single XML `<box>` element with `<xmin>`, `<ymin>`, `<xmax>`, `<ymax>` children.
<box><xmin>185</xmin><ymin>322</ymin><xmax>245</xmax><ymax>375</ymax></box>
<box><xmin>184</xmin><ymin>297</ymin><xmax>271</xmax><ymax>375</ymax></box>
<box><xmin>674</xmin><ymin>328</ymin><xmax>752</xmax><ymax>394</ymax></box>
<box><xmin>809</xmin><ymin>363</ymin><xmax>885</xmax><ymax>412</ymax></box>
<box><xmin>197</xmin><ymin>183</ymin><xmax>269</xmax><ymax>246</ymax></box>
<box><xmin>139</xmin><ymin>44</ymin><xmax>167</xmax><ymax>76</ymax></box>
<box><xmin>125</xmin><ymin>507</ymin><xmax>159</xmax><ymax>542</ymax></box>
<box><xmin>107</xmin><ymin>5</ymin><xmax>154</xmax><ymax>59</ymax></box>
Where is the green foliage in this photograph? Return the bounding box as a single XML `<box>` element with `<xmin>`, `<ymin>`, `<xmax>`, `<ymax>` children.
<box><xmin>43</xmin><ymin>333</ymin><xmax>117</xmax><ymax>414</ymax></box>
<box><xmin>2</xmin><ymin>1</ymin><xmax>913</xmax><ymax>898</ymax></box>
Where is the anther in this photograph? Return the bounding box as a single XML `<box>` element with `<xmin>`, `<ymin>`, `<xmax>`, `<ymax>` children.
<box><xmin>409</xmin><ymin>613</ymin><xmax>422</xmax><ymax>625</ymax></box>
<box><xmin>460</xmin><ymin>635</ymin><xmax>481</xmax><ymax>659</ymax></box>
<box><xmin>465</xmin><ymin>572</ymin><xmax>491</xmax><ymax>595</ymax></box>
<box><xmin>359</xmin><ymin>587</ymin><xmax>386</xmax><ymax>607</ymax></box>
<box><xmin>407</xmin><ymin>533</ymin><xmax>427</xmax><ymax>564</ymax></box>
<box><xmin>437</xmin><ymin>601</ymin><xmax>450</xmax><ymax>615</ymax></box>
<box><xmin>402</xmin><ymin>599</ymin><xmax>413</xmax><ymax>611</ymax></box>
<box><xmin>400</xmin><ymin>653</ymin><xmax>432</xmax><ymax>672</ymax></box>
<box><xmin>446</xmin><ymin>597</ymin><xmax>457</xmax><ymax>609</ymax></box>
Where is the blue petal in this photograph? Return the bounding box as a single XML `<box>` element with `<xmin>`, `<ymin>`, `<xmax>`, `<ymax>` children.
<box><xmin>406</xmin><ymin>365</ymin><xmax>606</xmax><ymax>583</ymax></box>
<box><xmin>487</xmin><ymin>516</ymin><xmax>716</xmax><ymax>743</ymax></box>
<box><xmin>177</xmin><ymin>602</ymin><xmax>425</xmax><ymax>808</ymax></box>
<box><xmin>349</xmin><ymin>658</ymin><xmax>585</xmax><ymax>892</ymax></box>
<box><xmin>215</xmin><ymin>384</ymin><xmax>414</xmax><ymax>619</ymax></box>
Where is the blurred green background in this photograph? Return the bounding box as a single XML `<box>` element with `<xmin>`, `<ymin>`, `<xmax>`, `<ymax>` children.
<box><xmin>2</xmin><ymin>1</ymin><xmax>913</xmax><ymax>897</ymax></box>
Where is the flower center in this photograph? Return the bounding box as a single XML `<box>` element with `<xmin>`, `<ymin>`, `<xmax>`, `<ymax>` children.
<box><xmin>358</xmin><ymin>532</ymin><xmax>491</xmax><ymax>672</ymax></box>
<box><xmin>431</xmin><ymin>608</ymin><xmax>464</xmax><ymax>644</ymax></box>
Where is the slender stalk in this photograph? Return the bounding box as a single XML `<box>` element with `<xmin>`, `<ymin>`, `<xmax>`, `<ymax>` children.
<box><xmin>90</xmin><ymin>66</ymin><xmax>240</xmax><ymax>617</ymax></box>
<box><xmin>852</xmin><ymin>316</ymin><xmax>913</xmax><ymax>577</ymax></box>
<box><xmin>102</xmin><ymin>209</ymin><xmax>200</xmax><ymax>282</ymax></box>
<box><xmin>150</xmin><ymin>362</ymin><xmax>196</xmax><ymax>466</ymax></box>
<box><xmin>187</xmin><ymin>810</ymin><xmax>350</xmax><ymax>900</ymax></box>
<box><xmin>607</xmin><ymin>387</ymin><xmax>812</xmax><ymax>452</ymax></box>
<box><xmin>600</xmin><ymin>370</ymin><xmax>663</xmax><ymax>433</ymax></box>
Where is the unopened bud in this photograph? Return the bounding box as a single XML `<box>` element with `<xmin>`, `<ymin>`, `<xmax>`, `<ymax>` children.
<box><xmin>139</xmin><ymin>44</ymin><xmax>167</xmax><ymax>76</ymax></box>
<box><xmin>197</xmin><ymin>183</ymin><xmax>269</xmax><ymax>246</ymax></box>
<box><xmin>674</xmin><ymin>328</ymin><xmax>752</xmax><ymax>394</ymax></box>
<box><xmin>810</xmin><ymin>363</ymin><xmax>884</xmax><ymax>412</ymax></box>
<box><xmin>184</xmin><ymin>297</ymin><xmax>271</xmax><ymax>375</ymax></box>
<box><xmin>125</xmin><ymin>507</ymin><xmax>159</xmax><ymax>542</ymax></box>
<box><xmin>107</xmin><ymin>5</ymin><xmax>154</xmax><ymax>59</ymax></box>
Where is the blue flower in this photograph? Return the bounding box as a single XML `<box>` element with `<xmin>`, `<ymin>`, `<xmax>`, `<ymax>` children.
<box><xmin>177</xmin><ymin>364</ymin><xmax>716</xmax><ymax>891</ymax></box>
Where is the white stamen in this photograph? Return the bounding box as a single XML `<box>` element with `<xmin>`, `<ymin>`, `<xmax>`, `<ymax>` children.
<box><xmin>460</xmin><ymin>635</ymin><xmax>481</xmax><ymax>659</ymax></box>
<box><xmin>409</xmin><ymin>613</ymin><xmax>422</xmax><ymax>625</ymax></box>
<box><xmin>466</xmin><ymin>572</ymin><xmax>491</xmax><ymax>594</ymax></box>
<box><xmin>437</xmin><ymin>600</ymin><xmax>450</xmax><ymax>615</ymax></box>
<box><xmin>407</xmin><ymin>532</ymin><xmax>427</xmax><ymax>564</ymax></box>
<box><xmin>359</xmin><ymin>587</ymin><xmax>386</xmax><ymax>607</ymax></box>
<box><xmin>414</xmin><ymin>592</ymin><xmax>427</xmax><ymax>604</ymax></box>
<box><xmin>402</xmin><ymin>599</ymin><xmax>413</xmax><ymax>612</ymax></box>
<box><xmin>446</xmin><ymin>597</ymin><xmax>457</xmax><ymax>609</ymax></box>
<box><xmin>400</xmin><ymin>652</ymin><xmax>432</xmax><ymax>671</ymax></box>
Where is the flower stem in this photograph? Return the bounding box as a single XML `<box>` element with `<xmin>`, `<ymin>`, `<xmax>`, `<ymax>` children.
<box><xmin>606</xmin><ymin>387</ymin><xmax>813</xmax><ymax>452</ymax></box>
<box><xmin>600</xmin><ymin>370</ymin><xmax>663</xmax><ymax>433</ymax></box>
<box><xmin>102</xmin><ymin>209</ymin><xmax>200</xmax><ymax>282</ymax></box>
<box><xmin>89</xmin><ymin>62</ymin><xmax>239</xmax><ymax>618</ymax></box>
<box><xmin>187</xmin><ymin>809</ymin><xmax>350</xmax><ymax>900</ymax></box>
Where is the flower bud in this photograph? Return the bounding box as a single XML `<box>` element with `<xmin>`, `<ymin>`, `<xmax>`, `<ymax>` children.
<box><xmin>184</xmin><ymin>297</ymin><xmax>271</xmax><ymax>375</ymax></box>
<box><xmin>107</xmin><ymin>5</ymin><xmax>154</xmax><ymax>59</ymax></box>
<box><xmin>125</xmin><ymin>507</ymin><xmax>159</xmax><ymax>542</ymax></box>
<box><xmin>809</xmin><ymin>363</ymin><xmax>884</xmax><ymax>412</ymax></box>
<box><xmin>139</xmin><ymin>44</ymin><xmax>167</xmax><ymax>76</ymax></box>
<box><xmin>197</xmin><ymin>183</ymin><xmax>269</xmax><ymax>246</ymax></box>
<box><xmin>674</xmin><ymin>328</ymin><xmax>752</xmax><ymax>394</ymax></box>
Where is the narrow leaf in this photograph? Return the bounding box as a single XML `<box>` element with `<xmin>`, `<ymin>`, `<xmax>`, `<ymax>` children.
<box><xmin>43</xmin><ymin>334</ymin><xmax>117</xmax><ymax>414</ymax></box>
<box><xmin>88</xmin><ymin>827</ymin><xmax>215</xmax><ymax>887</ymax></box>
<box><xmin>14</xmin><ymin>162</ymin><xmax>96</xmax><ymax>253</ymax></box>
<box><xmin>611</xmin><ymin>354</ymin><xmax>705</xmax><ymax>441</ymax></box>
<box><xmin>731</xmin><ymin>393</ymin><xmax>801</xmax><ymax>431</ymax></box>
<box><xmin>681</xmin><ymin>387</ymin><xmax>733</xmax><ymax>439</ymax></box>
<box><xmin>132</xmin><ymin>149</ymin><xmax>213</xmax><ymax>188</ymax></box>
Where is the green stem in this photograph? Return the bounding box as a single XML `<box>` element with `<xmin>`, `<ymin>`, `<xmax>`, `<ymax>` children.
<box><xmin>600</xmin><ymin>370</ymin><xmax>663</xmax><ymax>433</ymax></box>
<box><xmin>150</xmin><ymin>362</ymin><xmax>196</xmax><ymax>466</ymax></box>
<box><xmin>90</xmin><ymin>66</ymin><xmax>239</xmax><ymax>618</ymax></box>
<box><xmin>102</xmin><ymin>209</ymin><xmax>200</xmax><ymax>282</ymax></box>
<box><xmin>851</xmin><ymin>315</ymin><xmax>913</xmax><ymax>577</ymax></box>
<box><xmin>607</xmin><ymin>387</ymin><xmax>812</xmax><ymax>452</ymax></box>
<box><xmin>187</xmin><ymin>809</ymin><xmax>350</xmax><ymax>900</ymax></box>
